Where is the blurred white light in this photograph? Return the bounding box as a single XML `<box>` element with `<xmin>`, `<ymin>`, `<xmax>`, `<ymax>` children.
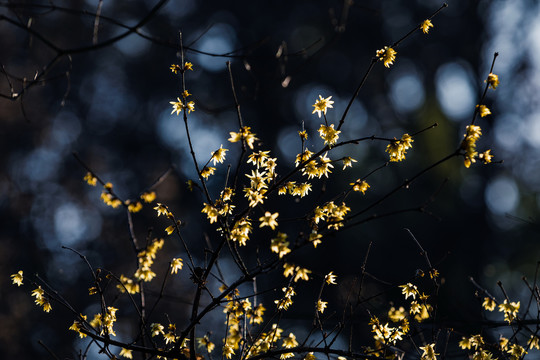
<box><xmin>390</xmin><ymin>73</ymin><xmax>425</xmax><ymax>113</ymax></box>
<box><xmin>435</xmin><ymin>62</ymin><xmax>476</xmax><ymax>121</ymax></box>
<box><xmin>194</xmin><ymin>23</ymin><xmax>236</xmax><ymax>72</ymax></box>
<box><xmin>485</xmin><ymin>176</ymin><xmax>519</xmax><ymax>215</ymax></box>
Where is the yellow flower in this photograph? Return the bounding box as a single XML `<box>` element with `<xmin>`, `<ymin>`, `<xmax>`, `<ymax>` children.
<box><xmin>298</xmin><ymin>130</ymin><xmax>308</xmax><ymax>140</ymax></box>
<box><xmin>283</xmin><ymin>263</ymin><xmax>296</xmax><ymax>278</ymax></box>
<box><xmin>182</xmin><ymin>89</ymin><xmax>191</xmax><ymax>98</ymax></box>
<box><xmin>317</xmin><ymin>299</ymin><xmax>328</xmax><ymax>313</ymax></box>
<box><xmin>305</xmin><ymin>353</ymin><xmax>316</xmax><ymax>360</ymax></box>
<box><xmin>294</xmin><ymin>266</ymin><xmax>311</xmax><ymax>282</ymax></box>
<box><xmin>399</xmin><ymin>283</ymin><xmax>418</xmax><ymax>299</ymax></box>
<box><xmin>184</xmin><ymin>62</ymin><xmax>194</xmax><ymax>71</ymax></box>
<box><xmin>421</xmin><ymin>19</ymin><xmax>434</xmax><ymax>34</ymax></box>
<box><xmin>376</xmin><ymin>46</ymin><xmax>397</xmax><ymax>68</ymax></box>
<box><xmin>388</xmin><ymin>306</ymin><xmax>406</xmax><ymax>322</ymax></box>
<box><xmin>476</xmin><ymin>104</ymin><xmax>491</xmax><ymax>117</ymax></box>
<box><xmin>201</xmin><ymin>203</ymin><xmax>219</xmax><ymax>223</ymax></box>
<box><xmin>318</xmin><ymin>124</ymin><xmax>341</xmax><ymax>146</ymax></box>
<box><xmin>198</xmin><ymin>335</ymin><xmax>215</xmax><ymax>353</ymax></box>
<box><xmin>140</xmin><ymin>191</ymin><xmax>156</xmax><ymax>203</ymax></box>
<box><xmin>486</xmin><ymin>73</ymin><xmax>499</xmax><ymax>89</ymax></box>
<box><xmin>223</xmin><ymin>344</ymin><xmax>235</xmax><ymax>359</ymax></box>
<box><xmin>186</xmin><ymin>101</ymin><xmax>195</xmax><ymax>113</ymax></box>
<box><xmin>498</xmin><ymin>299</ymin><xmax>520</xmax><ymax>322</ymax></box>
<box><xmin>283</xmin><ymin>333</ymin><xmax>298</xmax><ymax>348</ymax></box>
<box><xmin>211</xmin><ymin>145</ymin><xmax>228</xmax><ymax>165</ymax></box>
<box><xmin>171</xmin><ymin>258</ymin><xmax>183</xmax><ymax>274</ymax></box>
<box><xmin>508</xmin><ymin>344</ymin><xmax>527</xmax><ymax>359</ymax></box>
<box><xmin>84</xmin><ymin>172</ymin><xmax>97</xmax><ymax>186</ymax></box>
<box><xmin>11</xmin><ymin>270</ymin><xmax>23</xmax><ymax>286</ymax></box>
<box><xmin>325</xmin><ymin>271</ymin><xmax>337</xmax><ymax>285</ymax></box>
<box><xmin>127</xmin><ymin>201</ymin><xmax>143</xmax><ymax>213</ymax></box>
<box><xmin>165</xmin><ymin>225</ymin><xmax>175</xmax><ymax>235</ymax></box>
<box><xmin>479</xmin><ymin>149</ymin><xmax>493</xmax><ymax>164</ymax></box>
<box><xmin>271</xmin><ymin>232</ymin><xmax>291</xmax><ymax>258</ymax></box>
<box><xmin>459</xmin><ymin>337</ymin><xmax>472</xmax><ymax>350</ymax></box>
<box><xmin>259</xmin><ymin>211</ymin><xmax>279</xmax><ymax>230</ymax></box>
<box><xmin>386</xmin><ymin>133</ymin><xmax>414</xmax><ymax>162</ymax></box>
<box><xmin>200</xmin><ymin>166</ymin><xmax>216</xmax><ymax>180</ymax></box>
<box><xmin>482</xmin><ymin>297</ymin><xmax>496</xmax><ymax>311</ymax></box>
<box><xmin>170</xmin><ymin>64</ymin><xmax>181</xmax><ymax>73</ymax></box>
<box><xmin>342</xmin><ymin>156</ymin><xmax>357</xmax><ymax>169</ymax></box>
<box><xmin>350</xmin><ymin>180</ymin><xmax>370</xmax><ymax>194</ymax></box>
<box><xmin>154</xmin><ymin>203</ymin><xmax>171</xmax><ymax>217</ymax></box>
<box><xmin>119</xmin><ymin>348</ymin><xmax>133</xmax><ymax>359</ymax></box>
<box><xmin>228</xmin><ymin>126</ymin><xmax>259</xmax><ymax>149</ymax></box>
<box><xmin>170</xmin><ymin>98</ymin><xmax>184</xmax><ymax>115</ymax></box>
<box><xmin>420</xmin><ymin>344</ymin><xmax>438</xmax><ymax>360</ymax></box>
<box><xmin>150</xmin><ymin>323</ymin><xmax>165</xmax><ymax>337</ymax></box>
<box><xmin>42</xmin><ymin>301</ymin><xmax>52</xmax><ymax>313</ymax></box>
<box><xmin>529</xmin><ymin>335</ymin><xmax>540</xmax><ymax>350</ymax></box>
<box><xmin>312</xmin><ymin>95</ymin><xmax>334</xmax><ymax>118</ymax></box>
<box><xmin>117</xmin><ymin>275</ymin><xmax>140</xmax><ymax>294</ymax></box>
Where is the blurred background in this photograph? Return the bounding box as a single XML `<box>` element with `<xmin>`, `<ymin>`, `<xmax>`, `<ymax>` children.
<box><xmin>1</xmin><ymin>0</ymin><xmax>539</xmax><ymax>358</ymax></box>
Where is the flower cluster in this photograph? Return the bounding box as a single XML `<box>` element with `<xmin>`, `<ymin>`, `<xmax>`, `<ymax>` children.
<box><xmin>312</xmin><ymin>201</ymin><xmax>351</xmax><ymax>230</ymax></box>
<box><xmin>385</xmin><ymin>133</ymin><xmax>414</xmax><ymax>162</ymax></box>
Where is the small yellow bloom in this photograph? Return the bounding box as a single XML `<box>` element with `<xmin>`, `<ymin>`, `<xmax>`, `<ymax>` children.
<box><xmin>182</xmin><ymin>89</ymin><xmax>191</xmax><ymax>98</ymax></box>
<box><xmin>127</xmin><ymin>201</ymin><xmax>143</xmax><ymax>213</ymax></box>
<box><xmin>312</xmin><ymin>95</ymin><xmax>334</xmax><ymax>118</ymax></box>
<box><xmin>342</xmin><ymin>156</ymin><xmax>357</xmax><ymax>170</ymax></box>
<box><xmin>350</xmin><ymin>180</ymin><xmax>370</xmax><ymax>194</ymax></box>
<box><xmin>200</xmin><ymin>166</ymin><xmax>216</xmax><ymax>180</ymax></box>
<box><xmin>84</xmin><ymin>172</ymin><xmax>97</xmax><ymax>186</ymax></box>
<box><xmin>140</xmin><ymin>191</ymin><xmax>156</xmax><ymax>203</ymax></box>
<box><xmin>197</xmin><ymin>335</ymin><xmax>215</xmax><ymax>353</ymax></box>
<box><xmin>119</xmin><ymin>348</ymin><xmax>133</xmax><ymax>359</ymax></box>
<box><xmin>184</xmin><ymin>62</ymin><xmax>194</xmax><ymax>71</ymax></box>
<box><xmin>420</xmin><ymin>343</ymin><xmax>438</xmax><ymax>360</ymax></box>
<box><xmin>399</xmin><ymin>283</ymin><xmax>418</xmax><ymax>299</ymax></box>
<box><xmin>476</xmin><ymin>104</ymin><xmax>491</xmax><ymax>117</ymax></box>
<box><xmin>211</xmin><ymin>145</ymin><xmax>228</xmax><ymax>165</ymax></box>
<box><xmin>317</xmin><ymin>299</ymin><xmax>328</xmax><ymax>313</ymax></box>
<box><xmin>298</xmin><ymin>130</ymin><xmax>308</xmax><ymax>141</ymax></box>
<box><xmin>228</xmin><ymin>126</ymin><xmax>259</xmax><ymax>149</ymax></box>
<box><xmin>170</xmin><ymin>64</ymin><xmax>181</xmax><ymax>73</ymax></box>
<box><xmin>421</xmin><ymin>19</ymin><xmax>434</xmax><ymax>34</ymax></box>
<box><xmin>259</xmin><ymin>211</ymin><xmax>279</xmax><ymax>230</ymax></box>
<box><xmin>170</xmin><ymin>98</ymin><xmax>184</xmax><ymax>115</ymax></box>
<box><xmin>325</xmin><ymin>271</ymin><xmax>337</xmax><ymax>285</ymax></box>
<box><xmin>171</xmin><ymin>258</ymin><xmax>183</xmax><ymax>274</ymax></box>
<box><xmin>223</xmin><ymin>344</ymin><xmax>235</xmax><ymax>359</ymax></box>
<box><xmin>154</xmin><ymin>203</ymin><xmax>171</xmax><ymax>217</ymax></box>
<box><xmin>165</xmin><ymin>225</ymin><xmax>175</xmax><ymax>235</ymax></box>
<box><xmin>294</xmin><ymin>267</ymin><xmax>311</xmax><ymax>282</ymax></box>
<box><xmin>186</xmin><ymin>101</ymin><xmax>195</xmax><ymax>113</ymax></box>
<box><xmin>150</xmin><ymin>323</ymin><xmax>165</xmax><ymax>337</ymax></box>
<box><xmin>376</xmin><ymin>46</ymin><xmax>397</xmax><ymax>68</ymax></box>
<box><xmin>305</xmin><ymin>353</ymin><xmax>316</xmax><ymax>360</ymax></box>
<box><xmin>318</xmin><ymin>124</ymin><xmax>341</xmax><ymax>146</ymax></box>
<box><xmin>482</xmin><ymin>297</ymin><xmax>496</xmax><ymax>311</ymax></box>
<box><xmin>11</xmin><ymin>270</ymin><xmax>23</xmax><ymax>286</ymax></box>
<box><xmin>479</xmin><ymin>149</ymin><xmax>493</xmax><ymax>164</ymax></box>
<box><xmin>486</xmin><ymin>73</ymin><xmax>499</xmax><ymax>89</ymax></box>
<box><xmin>498</xmin><ymin>299</ymin><xmax>520</xmax><ymax>322</ymax></box>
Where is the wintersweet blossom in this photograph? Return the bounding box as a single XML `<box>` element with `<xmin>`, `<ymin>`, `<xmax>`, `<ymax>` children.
<box><xmin>312</xmin><ymin>95</ymin><xmax>334</xmax><ymax>118</ymax></box>
<box><xmin>421</xmin><ymin>19</ymin><xmax>433</xmax><ymax>34</ymax></box>
<box><xmin>376</xmin><ymin>46</ymin><xmax>397</xmax><ymax>68</ymax></box>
